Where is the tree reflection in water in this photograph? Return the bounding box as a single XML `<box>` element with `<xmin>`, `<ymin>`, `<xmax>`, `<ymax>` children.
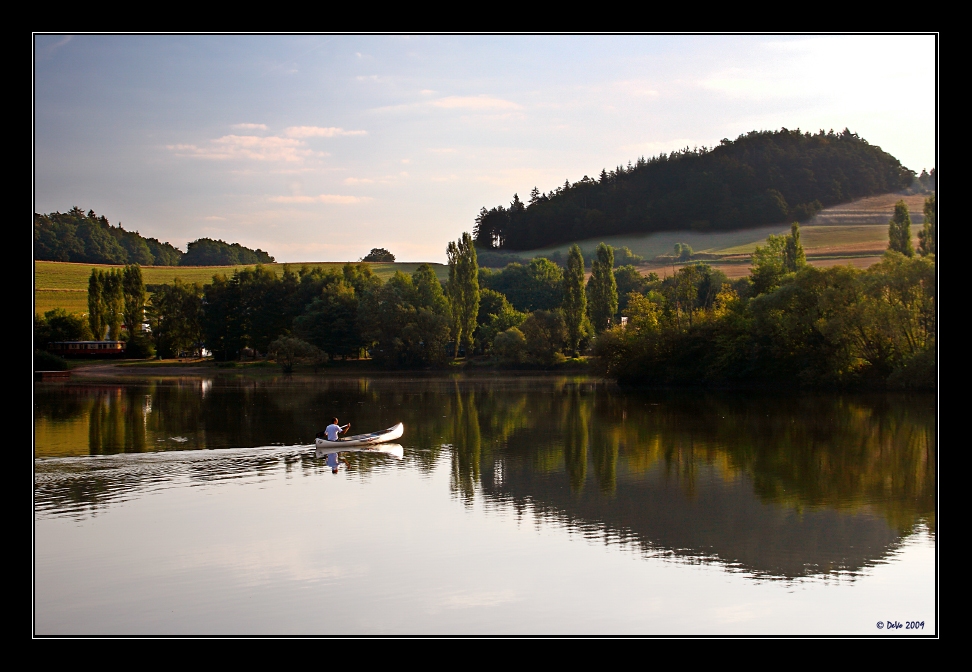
<box><xmin>35</xmin><ymin>376</ymin><xmax>934</xmax><ymax>577</ymax></box>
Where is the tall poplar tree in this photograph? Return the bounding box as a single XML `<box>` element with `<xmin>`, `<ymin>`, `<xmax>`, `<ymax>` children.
<box><xmin>122</xmin><ymin>264</ymin><xmax>146</xmax><ymax>337</ymax></box>
<box><xmin>587</xmin><ymin>243</ymin><xmax>618</xmax><ymax>333</ymax></box>
<box><xmin>888</xmin><ymin>200</ymin><xmax>915</xmax><ymax>257</ymax></box>
<box><xmin>447</xmin><ymin>232</ymin><xmax>480</xmax><ymax>357</ymax></box>
<box><xmin>783</xmin><ymin>222</ymin><xmax>807</xmax><ymax>271</ymax></box>
<box><xmin>918</xmin><ymin>193</ymin><xmax>936</xmax><ymax>256</ymax></box>
<box><xmin>562</xmin><ymin>244</ymin><xmax>588</xmax><ymax>354</ymax></box>
<box><xmin>87</xmin><ymin>269</ymin><xmax>105</xmax><ymax>340</ymax></box>
<box><xmin>103</xmin><ymin>269</ymin><xmax>124</xmax><ymax>340</ymax></box>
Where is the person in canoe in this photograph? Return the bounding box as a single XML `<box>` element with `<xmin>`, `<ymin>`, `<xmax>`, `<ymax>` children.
<box><xmin>318</xmin><ymin>418</ymin><xmax>351</xmax><ymax>442</ymax></box>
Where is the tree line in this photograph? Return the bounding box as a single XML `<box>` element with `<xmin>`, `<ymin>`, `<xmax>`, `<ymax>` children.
<box><xmin>474</xmin><ymin>128</ymin><xmax>916</xmax><ymax>251</ymax></box>
<box><xmin>34</xmin><ymin>207</ymin><xmax>274</xmax><ymax>266</ymax></box>
<box><xmin>596</xmin><ymin>195</ymin><xmax>936</xmax><ymax>389</ymax></box>
<box><xmin>36</xmin><ymin>195</ymin><xmax>935</xmax><ymax>388</ymax></box>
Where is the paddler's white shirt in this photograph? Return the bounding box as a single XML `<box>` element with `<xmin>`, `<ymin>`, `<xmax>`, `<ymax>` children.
<box><xmin>324</xmin><ymin>424</ymin><xmax>343</xmax><ymax>441</ymax></box>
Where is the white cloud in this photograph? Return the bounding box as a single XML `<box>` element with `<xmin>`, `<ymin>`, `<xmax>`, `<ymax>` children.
<box><xmin>203</xmin><ymin>215</ymin><xmax>227</xmax><ymax>221</ymax></box>
<box><xmin>343</xmin><ymin>177</ymin><xmax>374</xmax><ymax>185</ymax></box>
<box><xmin>285</xmin><ymin>126</ymin><xmax>368</xmax><ymax>138</ymax></box>
<box><xmin>168</xmin><ymin>135</ymin><xmax>313</xmax><ymax>162</ymax></box>
<box><xmin>269</xmin><ymin>194</ymin><xmax>371</xmax><ymax>204</ymax></box>
<box><xmin>231</xmin><ymin>123</ymin><xmax>268</xmax><ymax>130</ymax></box>
<box><xmin>432</xmin><ymin>96</ymin><xmax>522</xmax><ymax>111</ymax></box>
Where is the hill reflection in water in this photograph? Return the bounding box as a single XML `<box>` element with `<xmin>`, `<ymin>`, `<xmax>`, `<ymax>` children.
<box><xmin>35</xmin><ymin>376</ymin><xmax>935</xmax><ymax>580</ymax></box>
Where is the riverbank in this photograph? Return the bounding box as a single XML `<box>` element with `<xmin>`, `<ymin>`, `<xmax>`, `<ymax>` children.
<box><xmin>64</xmin><ymin>356</ymin><xmax>595</xmax><ymax>379</ymax></box>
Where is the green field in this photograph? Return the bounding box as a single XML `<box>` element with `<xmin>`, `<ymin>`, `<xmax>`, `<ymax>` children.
<box><xmin>35</xmin><ymin>261</ymin><xmax>448</xmax><ymax>316</ymax></box>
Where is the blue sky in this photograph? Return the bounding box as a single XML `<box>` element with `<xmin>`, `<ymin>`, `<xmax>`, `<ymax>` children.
<box><xmin>34</xmin><ymin>35</ymin><xmax>936</xmax><ymax>263</ymax></box>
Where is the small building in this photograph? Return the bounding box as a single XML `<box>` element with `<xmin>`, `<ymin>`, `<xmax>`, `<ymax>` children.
<box><xmin>49</xmin><ymin>341</ymin><xmax>126</xmax><ymax>358</ymax></box>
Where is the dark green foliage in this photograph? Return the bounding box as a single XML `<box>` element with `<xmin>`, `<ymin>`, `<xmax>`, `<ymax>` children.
<box><xmin>34</xmin><ymin>207</ymin><xmax>185</xmax><ymax>265</ymax></box>
<box><xmin>750</xmin><ymin>224</ymin><xmax>807</xmax><ymax>296</ymax></box>
<box><xmin>520</xmin><ymin>310</ymin><xmax>567</xmax><ymax>365</ymax></box>
<box><xmin>148</xmin><ymin>279</ymin><xmax>203</xmax><ymax>358</ymax></box>
<box><xmin>447</xmin><ymin>233</ymin><xmax>480</xmax><ymax>357</ymax></box>
<box><xmin>596</xmin><ymin>252</ymin><xmax>935</xmax><ymax>389</ymax></box>
<box><xmin>475</xmin><ymin>289</ymin><xmax>526</xmax><ymax>353</ymax></box>
<box><xmin>145</xmin><ymin>237</ymin><xmax>184</xmax><ymax>266</ymax></box>
<box><xmin>181</xmin><ymin>238</ymin><xmax>274</xmax><ymax>266</ymax></box>
<box><xmin>361</xmin><ymin>248</ymin><xmax>395</xmax><ymax>262</ymax></box>
<box><xmin>614</xmin><ymin>265</ymin><xmax>648</xmax><ymax>313</ymax></box>
<box><xmin>918</xmin><ymin>193</ymin><xmax>936</xmax><ymax>257</ymax></box>
<box><xmin>294</xmin><ymin>276</ymin><xmax>361</xmax><ymax>359</ymax></box>
<box><xmin>673</xmin><ymin>243</ymin><xmax>694</xmax><ymax>261</ymax></box>
<box><xmin>887</xmin><ymin>200</ymin><xmax>914</xmax><ymax>257</ymax></box>
<box><xmin>480</xmin><ymin>258</ymin><xmax>563</xmax><ymax>312</ymax></box>
<box><xmin>268</xmin><ymin>336</ymin><xmax>324</xmax><ymax>373</ymax></box>
<box><xmin>562</xmin><ymin>245</ymin><xmax>589</xmax><ymax>353</ymax></box>
<box><xmin>87</xmin><ymin>268</ymin><xmax>125</xmax><ymax>340</ymax></box>
<box><xmin>35</xmin><ymin>349</ymin><xmax>69</xmax><ymax>371</ymax></box>
<box><xmin>122</xmin><ymin>265</ymin><xmax>146</xmax><ymax>337</ymax></box>
<box><xmin>35</xmin><ymin>309</ymin><xmax>93</xmax><ymax>347</ymax></box>
<box><xmin>476</xmin><ymin>129</ymin><xmax>914</xmax><ymax>250</ymax></box>
<box><xmin>587</xmin><ymin>243</ymin><xmax>617</xmax><ymax>333</ymax></box>
<box><xmin>358</xmin><ymin>271</ymin><xmax>451</xmax><ymax>367</ymax></box>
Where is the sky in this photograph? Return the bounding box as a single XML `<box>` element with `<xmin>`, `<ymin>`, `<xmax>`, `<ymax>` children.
<box><xmin>33</xmin><ymin>35</ymin><xmax>937</xmax><ymax>263</ymax></box>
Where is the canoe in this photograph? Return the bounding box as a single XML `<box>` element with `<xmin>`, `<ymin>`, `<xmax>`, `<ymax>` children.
<box><xmin>315</xmin><ymin>422</ymin><xmax>404</xmax><ymax>451</ymax></box>
<box><xmin>316</xmin><ymin>443</ymin><xmax>404</xmax><ymax>460</ymax></box>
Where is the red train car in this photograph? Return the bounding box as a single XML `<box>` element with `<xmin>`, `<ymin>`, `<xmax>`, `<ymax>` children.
<box><xmin>49</xmin><ymin>341</ymin><xmax>126</xmax><ymax>358</ymax></box>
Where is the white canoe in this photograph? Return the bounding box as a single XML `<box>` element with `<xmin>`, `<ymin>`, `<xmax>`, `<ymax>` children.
<box><xmin>315</xmin><ymin>422</ymin><xmax>404</xmax><ymax>452</ymax></box>
<box><xmin>316</xmin><ymin>443</ymin><xmax>404</xmax><ymax>460</ymax></box>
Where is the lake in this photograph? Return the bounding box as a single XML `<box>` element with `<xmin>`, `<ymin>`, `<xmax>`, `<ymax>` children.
<box><xmin>34</xmin><ymin>374</ymin><xmax>936</xmax><ymax>635</ymax></box>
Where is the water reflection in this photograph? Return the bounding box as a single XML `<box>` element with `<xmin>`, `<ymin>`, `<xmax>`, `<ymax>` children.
<box><xmin>35</xmin><ymin>376</ymin><xmax>935</xmax><ymax>579</ymax></box>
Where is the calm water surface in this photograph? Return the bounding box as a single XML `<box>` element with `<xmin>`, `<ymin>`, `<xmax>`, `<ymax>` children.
<box><xmin>34</xmin><ymin>375</ymin><xmax>936</xmax><ymax>635</ymax></box>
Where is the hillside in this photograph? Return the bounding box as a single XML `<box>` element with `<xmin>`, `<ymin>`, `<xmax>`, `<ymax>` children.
<box><xmin>475</xmin><ymin>128</ymin><xmax>914</xmax><ymax>251</ymax></box>
<box><xmin>34</xmin><ymin>207</ymin><xmax>274</xmax><ymax>267</ymax></box>
<box><xmin>495</xmin><ymin>190</ymin><xmax>928</xmax><ymax>280</ymax></box>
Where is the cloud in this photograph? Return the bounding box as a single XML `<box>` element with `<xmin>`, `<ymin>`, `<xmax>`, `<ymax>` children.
<box><xmin>168</xmin><ymin>135</ymin><xmax>313</xmax><ymax>162</ymax></box>
<box><xmin>36</xmin><ymin>35</ymin><xmax>72</xmax><ymax>60</ymax></box>
<box><xmin>343</xmin><ymin>177</ymin><xmax>374</xmax><ymax>185</ymax></box>
<box><xmin>432</xmin><ymin>95</ymin><xmax>522</xmax><ymax>111</ymax></box>
<box><xmin>203</xmin><ymin>215</ymin><xmax>227</xmax><ymax>221</ymax></box>
<box><xmin>285</xmin><ymin>126</ymin><xmax>368</xmax><ymax>138</ymax></box>
<box><xmin>231</xmin><ymin>123</ymin><xmax>268</xmax><ymax>130</ymax></box>
<box><xmin>269</xmin><ymin>194</ymin><xmax>371</xmax><ymax>204</ymax></box>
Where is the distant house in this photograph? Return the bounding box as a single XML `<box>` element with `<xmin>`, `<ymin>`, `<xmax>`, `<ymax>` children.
<box><xmin>49</xmin><ymin>341</ymin><xmax>126</xmax><ymax>358</ymax></box>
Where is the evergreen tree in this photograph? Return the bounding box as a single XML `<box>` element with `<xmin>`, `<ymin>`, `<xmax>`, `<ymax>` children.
<box><xmin>562</xmin><ymin>244</ymin><xmax>588</xmax><ymax>354</ymax></box>
<box><xmin>918</xmin><ymin>193</ymin><xmax>936</xmax><ymax>256</ymax></box>
<box><xmin>587</xmin><ymin>243</ymin><xmax>618</xmax><ymax>333</ymax></box>
<box><xmin>446</xmin><ymin>232</ymin><xmax>480</xmax><ymax>357</ymax></box>
<box><xmin>888</xmin><ymin>200</ymin><xmax>915</xmax><ymax>257</ymax></box>
<box><xmin>87</xmin><ymin>270</ymin><xmax>105</xmax><ymax>339</ymax></box>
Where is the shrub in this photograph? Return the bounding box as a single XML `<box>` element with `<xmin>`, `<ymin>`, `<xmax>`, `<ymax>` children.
<box><xmin>493</xmin><ymin>327</ymin><xmax>527</xmax><ymax>364</ymax></box>
<box><xmin>520</xmin><ymin>310</ymin><xmax>567</xmax><ymax>365</ymax></box>
<box><xmin>35</xmin><ymin>349</ymin><xmax>68</xmax><ymax>371</ymax></box>
<box><xmin>268</xmin><ymin>336</ymin><xmax>326</xmax><ymax>373</ymax></box>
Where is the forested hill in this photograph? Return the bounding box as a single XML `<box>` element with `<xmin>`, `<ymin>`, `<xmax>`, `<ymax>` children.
<box><xmin>34</xmin><ymin>207</ymin><xmax>274</xmax><ymax>266</ymax></box>
<box><xmin>475</xmin><ymin>129</ymin><xmax>915</xmax><ymax>251</ymax></box>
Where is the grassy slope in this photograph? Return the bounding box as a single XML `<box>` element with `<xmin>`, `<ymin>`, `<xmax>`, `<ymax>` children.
<box><xmin>523</xmin><ymin>191</ymin><xmax>929</xmax><ymax>264</ymax></box>
<box><xmin>35</xmin><ymin>261</ymin><xmax>448</xmax><ymax>316</ymax></box>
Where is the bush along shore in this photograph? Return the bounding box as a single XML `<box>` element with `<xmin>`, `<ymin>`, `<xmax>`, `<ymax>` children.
<box><xmin>34</xmin><ymin>197</ymin><xmax>935</xmax><ymax>389</ymax></box>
